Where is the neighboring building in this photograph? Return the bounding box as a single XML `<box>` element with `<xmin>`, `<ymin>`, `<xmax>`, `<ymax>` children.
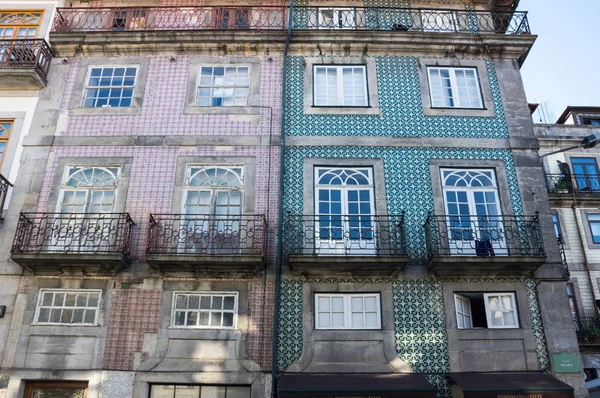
<box><xmin>275</xmin><ymin>1</ymin><xmax>587</xmax><ymax>397</ymax></box>
<box><xmin>0</xmin><ymin>0</ymin><xmax>284</xmax><ymax>396</ymax></box>
<box><xmin>537</xmin><ymin>106</ymin><xmax>600</xmax><ymax>396</ymax></box>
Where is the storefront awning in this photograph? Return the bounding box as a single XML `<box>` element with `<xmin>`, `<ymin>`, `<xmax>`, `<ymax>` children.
<box><xmin>450</xmin><ymin>373</ymin><xmax>575</xmax><ymax>398</ymax></box>
<box><xmin>278</xmin><ymin>373</ymin><xmax>437</xmax><ymax>398</ymax></box>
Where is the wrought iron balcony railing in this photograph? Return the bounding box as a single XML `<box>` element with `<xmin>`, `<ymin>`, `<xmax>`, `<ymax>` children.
<box><xmin>51</xmin><ymin>6</ymin><xmax>529</xmax><ymax>35</ymax></box>
<box><xmin>284</xmin><ymin>213</ymin><xmax>406</xmax><ymax>256</ymax></box>
<box><xmin>147</xmin><ymin>214</ymin><xmax>267</xmax><ymax>257</ymax></box>
<box><xmin>52</xmin><ymin>7</ymin><xmax>288</xmax><ymax>32</ymax></box>
<box><xmin>546</xmin><ymin>173</ymin><xmax>600</xmax><ymax>195</ymax></box>
<box><xmin>575</xmin><ymin>317</ymin><xmax>600</xmax><ymax>344</ymax></box>
<box><xmin>0</xmin><ymin>174</ymin><xmax>12</xmax><ymax>223</ymax></box>
<box><xmin>11</xmin><ymin>213</ymin><xmax>134</xmax><ymax>258</ymax></box>
<box><xmin>291</xmin><ymin>7</ymin><xmax>529</xmax><ymax>34</ymax></box>
<box><xmin>0</xmin><ymin>39</ymin><xmax>53</xmax><ymax>84</ymax></box>
<box><xmin>424</xmin><ymin>213</ymin><xmax>545</xmax><ymax>258</ymax></box>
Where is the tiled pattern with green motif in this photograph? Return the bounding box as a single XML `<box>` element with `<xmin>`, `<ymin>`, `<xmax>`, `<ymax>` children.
<box><xmin>283</xmin><ymin>146</ymin><xmax>523</xmax><ymax>264</ymax></box>
<box><xmin>285</xmin><ymin>56</ymin><xmax>507</xmax><ymax>138</ymax></box>
<box><xmin>277</xmin><ymin>278</ymin><xmax>550</xmax><ymax>398</ymax></box>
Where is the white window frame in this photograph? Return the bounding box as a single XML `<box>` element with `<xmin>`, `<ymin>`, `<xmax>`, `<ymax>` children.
<box><xmin>57</xmin><ymin>166</ymin><xmax>120</xmax><ymax>214</ymax></box>
<box><xmin>33</xmin><ymin>289</ymin><xmax>102</xmax><ymax>326</ymax></box>
<box><xmin>195</xmin><ymin>65</ymin><xmax>251</xmax><ymax>107</ymax></box>
<box><xmin>312</xmin><ymin>65</ymin><xmax>368</xmax><ymax>107</ymax></box>
<box><xmin>171</xmin><ymin>291</ymin><xmax>239</xmax><ymax>329</ymax></box>
<box><xmin>483</xmin><ymin>292</ymin><xmax>519</xmax><ymax>329</ymax></box>
<box><xmin>454</xmin><ymin>294</ymin><xmax>472</xmax><ymax>330</ymax></box>
<box><xmin>82</xmin><ymin>65</ymin><xmax>138</xmax><ymax>108</ymax></box>
<box><xmin>427</xmin><ymin>66</ymin><xmax>484</xmax><ymax>109</ymax></box>
<box><xmin>317</xmin><ymin>8</ymin><xmax>355</xmax><ymax>29</ymax></box>
<box><xmin>314</xmin><ymin>293</ymin><xmax>381</xmax><ymax>330</ymax></box>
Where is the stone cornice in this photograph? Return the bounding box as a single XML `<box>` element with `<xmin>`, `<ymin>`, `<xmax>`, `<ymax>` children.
<box><xmin>49</xmin><ymin>30</ymin><xmax>536</xmax><ymax>62</ymax></box>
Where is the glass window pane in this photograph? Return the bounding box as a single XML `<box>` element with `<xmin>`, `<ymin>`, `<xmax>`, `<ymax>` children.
<box><xmin>351</xmin><ymin>313</ymin><xmax>364</xmax><ymax>328</ymax></box>
<box><xmin>84</xmin><ymin>309</ymin><xmax>96</xmax><ymax>324</ymax></box>
<box><xmin>332</xmin><ymin>312</ymin><xmax>344</xmax><ymax>328</ymax></box>
<box><xmin>318</xmin><ymin>313</ymin><xmax>330</xmax><ymax>327</ymax></box>
<box><xmin>226</xmin><ymin>387</ymin><xmax>251</xmax><ymax>398</ymax></box>
<box><xmin>332</xmin><ymin>297</ymin><xmax>344</xmax><ymax>311</ymax></box>
<box><xmin>350</xmin><ymin>297</ymin><xmax>363</xmax><ymax>311</ymax></box>
<box><xmin>318</xmin><ymin>296</ymin><xmax>330</xmax><ymax>311</ymax></box>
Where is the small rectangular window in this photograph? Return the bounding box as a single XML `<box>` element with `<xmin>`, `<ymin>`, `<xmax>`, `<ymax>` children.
<box><xmin>150</xmin><ymin>385</ymin><xmax>250</xmax><ymax>398</ymax></box>
<box><xmin>34</xmin><ymin>289</ymin><xmax>101</xmax><ymax>325</ymax></box>
<box><xmin>315</xmin><ymin>293</ymin><xmax>381</xmax><ymax>329</ymax></box>
<box><xmin>552</xmin><ymin>213</ymin><xmax>562</xmax><ymax>240</ymax></box>
<box><xmin>0</xmin><ymin>120</ymin><xmax>12</xmax><ymax>167</ymax></box>
<box><xmin>427</xmin><ymin>67</ymin><xmax>483</xmax><ymax>109</ymax></box>
<box><xmin>587</xmin><ymin>214</ymin><xmax>600</xmax><ymax>243</ymax></box>
<box><xmin>196</xmin><ymin>66</ymin><xmax>250</xmax><ymax>107</ymax></box>
<box><xmin>454</xmin><ymin>292</ymin><xmax>519</xmax><ymax>329</ymax></box>
<box><xmin>317</xmin><ymin>8</ymin><xmax>355</xmax><ymax>29</ymax></box>
<box><xmin>83</xmin><ymin>66</ymin><xmax>137</xmax><ymax>108</ymax></box>
<box><xmin>172</xmin><ymin>292</ymin><xmax>238</xmax><ymax>329</ymax></box>
<box><xmin>313</xmin><ymin>65</ymin><xmax>368</xmax><ymax>107</ymax></box>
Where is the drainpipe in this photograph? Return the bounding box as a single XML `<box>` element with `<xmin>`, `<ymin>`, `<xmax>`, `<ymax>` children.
<box><xmin>271</xmin><ymin>1</ymin><xmax>294</xmax><ymax>396</ymax></box>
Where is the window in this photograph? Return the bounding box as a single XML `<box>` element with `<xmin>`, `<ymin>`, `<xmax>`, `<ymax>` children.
<box><xmin>570</xmin><ymin>157</ymin><xmax>600</xmax><ymax>192</ymax></box>
<box><xmin>34</xmin><ymin>289</ymin><xmax>101</xmax><ymax>325</ymax></box>
<box><xmin>82</xmin><ymin>66</ymin><xmax>137</xmax><ymax>108</ymax></box>
<box><xmin>582</xmin><ymin>118</ymin><xmax>600</xmax><ymax>125</ymax></box>
<box><xmin>315</xmin><ymin>293</ymin><xmax>381</xmax><ymax>329</ymax></box>
<box><xmin>24</xmin><ymin>382</ymin><xmax>88</xmax><ymax>398</ymax></box>
<box><xmin>213</xmin><ymin>8</ymin><xmax>250</xmax><ymax>29</ymax></box>
<box><xmin>196</xmin><ymin>66</ymin><xmax>250</xmax><ymax>107</ymax></box>
<box><xmin>151</xmin><ymin>385</ymin><xmax>250</xmax><ymax>398</ymax></box>
<box><xmin>172</xmin><ymin>292</ymin><xmax>237</xmax><ymax>328</ymax></box>
<box><xmin>566</xmin><ymin>283</ymin><xmax>580</xmax><ymax>325</ymax></box>
<box><xmin>587</xmin><ymin>214</ymin><xmax>600</xmax><ymax>244</ymax></box>
<box><xmin>313</xmin><ymin>65</ymin><xmax>368</xmax><ymax>107</ymax></box>
<box><xmin>441</xmin><ymin>169</ymin><xmax>504</xmax><ymax>255</ymax></box>
<box><xmin>315</xmin><ymin>167</ymin><xmax>375</xmax><ymax>254</ymax></box>
<box><xmin>0</xmin><ymin>11</ymin><xmax>42</xmax><ymax>39</ymax></box>
<box><xmin>454</xmin><ymin>292</ymin><xmax>519</xmax><ymax>329</ymax></box>
<box><xmin>0</xmin><ymin>120</ymin><xmax>12</xmax><ymax>167</ymax></box>
<box><xmin>317</xmin><ymin>8</ymin><xmax>355</xmax><ymax>29</ymax></box>
<box><xmin>552</xmin><ymin>213</ymin><xmax>562</xmax><ymax>240</ymax></box>
<box><xmin>427</xmin><ymin>67</ymin><xmax>483</xmax><ymax>108</ymax></box>
<box><xmin>59</xmin><ymin>166</ymin><xmax>119</xmax><ymax>214</ymax></box>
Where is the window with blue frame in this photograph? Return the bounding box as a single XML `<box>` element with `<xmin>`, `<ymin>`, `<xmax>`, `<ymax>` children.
<box><xmin>314</xmin><ymin>167</ymin><xmax>375</xmax><ymax>253</ymax></box>
<box><xmin>83</xmin><ymin>66</ymin><xmax>137</xmax><ymax>108</ymax></box>
<box><xmin>570</xmin><ymin>157</ymin><xmax>600</xmax><ymax>191</ymax></box>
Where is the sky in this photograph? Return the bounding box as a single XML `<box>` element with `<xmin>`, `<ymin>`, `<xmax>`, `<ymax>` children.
<box><xmin>519</xmin><ymin>0</ymin><xmax>600</xmax><ymax>123</ymax></box>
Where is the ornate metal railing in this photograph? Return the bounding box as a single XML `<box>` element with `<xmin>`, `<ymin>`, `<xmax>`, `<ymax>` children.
<box><xmin>284</xmin><ymin>213</ymin><xmax>406</xmax><ymax>256</ymax></box>
<box><xmin>52</xmin><ymin>7</ymin><xmax>288</xmax><ymax>32</ymax></box>
<box><xmin>291</xmin><ymin>7</ymin><xmax>529</xmax><ymax>33</ymax></box>
<box><xmin>546</xmin><ymin>173</ymin><xmax>600</xmax><ymax>195</ymax></box>
<box><xmin>424</xmin><ymin>213</ymin><xmax>545</xmax><ymax>258</ymax></box>
<box><xmin>147</xmin><ymin>214</ymin><xmax>267</xmax><ymax>256</ymax></box>
<box><xmin>11</xmin><ymin>213</ymin><xmax>134</xmax><ymax>258</ymax></box>
<box><xmin>0</xmin><ymin>174</ymin><xmax>12</xmax><ymax>223</ymax></box>
<box><xmin>51</xmin><ymin>6</ymin><xmax>529</xmax><ymax>35</ymax></box>
<box><xmin>0</xmin><ymin>39</ymin><xmax>53</xmax><ymax>84</ymax></box>
<box><xmin>575</xmin><ymin>317</ymin><xmax>600</xmax><ymax>344</ymax></box>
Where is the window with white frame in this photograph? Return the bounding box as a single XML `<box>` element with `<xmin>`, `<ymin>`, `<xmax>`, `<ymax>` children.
<box><xmin>151</xmin><ymin>385</ymin><xmax>250</xmax><ymax>398</ymax></box>
<box><xmin>196</xmin><ymin>66</ymin><xmax>250</xmax><ymax>107</ymax></box>
<box><xmin>172</xmin><ymin>292</ymin><xmax>238</xmax><ymax>328</ymax></box>
<box><xmin>454</xmin><ymin>292</ymin><xmax>519</xmax><ymax>329</ymax></box>
<box><xmin>427</xmin><ymin>67</ymin><xmax>483</xmax><ymax>108</ymax></box>
<box><xmin>59</xmin><ymin>166</ymin><xmax>119</xmax><ymax>214</ymax></box>
<box><xmin>34</xmin><ymin>289</ymin><xmax>101</xmax><ymax>325</ymax></box>
<box><xmin>313</xmin><ymin>65</ymin><xmax>368</xmax><ymax>107</ymax></box>
<box><xmin>83</xmin><ymin>66</ymin><xmax>137</xmax><ymax>108</ymax></box>
<box><xmin>315</xmin><ymin>293</ymin><xmax>381</xmax><ymax>329</ymax></box>
<box><xmin>317</xmin><ymin>8</ymin><xmax>355</xmax><ymax>29</ymax></box>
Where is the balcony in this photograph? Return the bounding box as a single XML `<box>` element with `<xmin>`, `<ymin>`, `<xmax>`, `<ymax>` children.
<box><xmin>424</xmin><ymin>214</ymin><xmax>546</xmax><ymax>278</ymax></box>
<box><xmin>11</xmin><ymin>213</ymin><xmax>134</xmax><ymax>276</ymax></box>
<box><xmin>284</xmin><ymin>214</ymin><xmax>408</xmax><ymax>278</ymax></box>
<box><xmin>146</xmin><ymin>214</ymin><xmax>267</xmax><ymax>277</ymax></box>
<box><xmin>291</xmin><ymin>7</ymin><xmax>529</xmax><ymax>34</ymax></box>
<box><xmin>52</xmin><ymin>6</ymin><xmax>288</xmax><ymax>32</ymax></box>
<box><xmin>0</xmin><ymin>39</ymin><xmax>53</xmax><ymax>89</ymax></box>
<box><xmin>546</xmin><ymin>173</ymin><xmax>600</xmax><ymax>201</ymax></box>
<box><xmin>575</xmin><ymin>318</ymin><xmax>600</xmax><ymax>352</ymax></box>
<box><xmin>0</xmin><ymin>174</ymin><xmax>12</xmax><ymax>223</ymax></box>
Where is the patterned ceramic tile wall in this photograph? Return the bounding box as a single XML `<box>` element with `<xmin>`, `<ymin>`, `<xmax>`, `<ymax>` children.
<box><xmin>282</xmin><ymin>146</ymin><xmax>522</xmax><ymax>264</ymax></box>
<box><xmin>284</xmin><ymin>56</ymin><xmax>507</xmax><ymax>138</ymax></box>
<box><xmin>103</xmin><ymin>288</ymin><xmax>162</xmax><ymax>370</ymax></box>
<box><xmin>60</xmin><ymin>56</ymin><xmax>282</xmax><ymax>137</ymax></box>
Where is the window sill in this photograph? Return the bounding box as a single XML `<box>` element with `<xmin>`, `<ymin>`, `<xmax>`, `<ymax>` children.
<box><xmin>423</xmin><ymin>106</ymin><xmax>495</xmax><ymax>118</ymax></box>
<box><xmin>69</xmin><ymin>106</ymin><xmax>143</xmax><ymax>116</ymax></box>
<box><xmin>168</xmin><ymin>326</ymin><xmax>238</xmax><ymax>330</ymax></box>
<box><xmin>31</xmin><ymin>323</ymin><xmax>100</xmax><ymax>327</ymax></box>
<box><xmin>304</xmin><ymin>106</ymin><xmax>381</xmax><ymax>116</ymax></box>
<box><xmin>184</xmin><ymin>105</ymin><xmax>260</xmax><ymax>115</ymax></box>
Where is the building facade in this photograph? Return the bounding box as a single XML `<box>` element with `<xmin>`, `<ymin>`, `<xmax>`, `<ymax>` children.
<box><xmin>0</xmin><ymin>0</ymin><xmax>590</xmax><ymax>397</ymax></box>
<box><xmin>536</xmin><ymin>107</ymin><xmax>600</xmax><ymax>395</ymax></box>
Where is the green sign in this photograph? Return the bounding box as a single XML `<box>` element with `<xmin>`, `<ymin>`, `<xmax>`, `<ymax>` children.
<box><xmin>552</xmin><ymin>353</ymin><xmax>581</xmax><ymax>373</ymax></box>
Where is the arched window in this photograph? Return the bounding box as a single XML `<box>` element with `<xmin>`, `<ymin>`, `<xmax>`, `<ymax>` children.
<box><xmin>184</xmin><ymin>166</ymin><xmax>244</xmax><ymax>216</ymax></box>
<box><xmin>59</xmin><ymin>167</ymin><xmax>119</xmax><ymax>214</ymax></box>
<box><xmin>0</xmin><ymin>11</ymin><xmax>43</xmax><ymax>39</ymax></box>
